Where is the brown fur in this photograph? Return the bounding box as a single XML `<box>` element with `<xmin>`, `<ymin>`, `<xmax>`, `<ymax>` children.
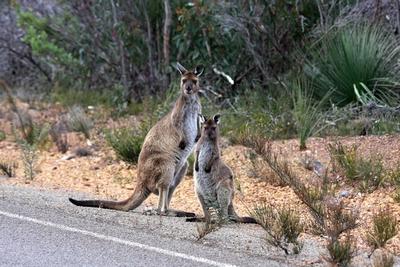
<box><xmin>69</xmin><ymin>64</ymin><xmax>204</xmax><ymax>217</ymax></box>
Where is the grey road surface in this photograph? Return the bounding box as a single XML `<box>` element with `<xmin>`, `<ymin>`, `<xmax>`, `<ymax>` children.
<box><xmin>0</xmin><ymin>185</ymin><xmax>322</xmax><ymax>267</ymax></box>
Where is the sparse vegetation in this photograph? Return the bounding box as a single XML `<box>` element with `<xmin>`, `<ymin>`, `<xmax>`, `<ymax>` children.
<box><xmin>49</xmin><ymin>123</ymin><xmax>69</xmax><ymax>154</ymax></box>
<box><xmin>261</xmin><ymin>144</ymin><xmax>358</xmax><ymax>263</ymax></box>
<box><xmin>105</xmin><ymin>127</ymin><xmax>145</xmax><ymax>164</ymax></box>
<box><xmin>67</xmin><ymin>106</ymin><xmax>93</xmax><ymax>140</ymax></box>
<box><xmin>367</xmin><ymin>208</ymin><xmax>398</xmax><ymax>249</ymax></box>
<box><xmin>325</xmin><ymin>236</ymin><xmax>355</xmax><ymax>267</ymax></box>
<box><xmin>291</xmin><ymin>80</ymin><xmax>330</xmax><ymax>150</ymax></box>
<box><xmin>250</xmin><ymin>203</ymin><xmax>303</xmax><ymax>255</ymax></box>
<box><xmin>228</xmin><ymin>127</ymin><xmax>270</xmax><ymax>155</ymax></box>
<box><xmin>392</xmin><ymin>189</ymin><xmax>400</xmax><ymax>203</ymax></box>
<box><xmin>372</xmin><ymin>251</ymin><xmax>394</xmax><ymax>267</ymax></box>
<box><xmin>195</xmin><ymin>220</ymin><xmax>221</xmax><ymax>241</ymax></box>
<box><xmin>20</xmin><ymin>142</ymin><xmax>37</xmax><ymax>180</ymax></box>
<box><xmin>249</xmin><ymin>151</ymin><xmax>284</xmax><ymax>186</ymax></box>
<box><xmin>0</xmin><ymin>160</ymin><xmax>17</xmax><ymax>177</ymax></box>
<box><xmin>0</xmin><ymin>130</ymin><xmax>5</xmax><ymax>142</ymax></box>
<box><xmin>328</xmin><ymin>142</ymin><xmax>385</xmax><ymax>192</ymax></box>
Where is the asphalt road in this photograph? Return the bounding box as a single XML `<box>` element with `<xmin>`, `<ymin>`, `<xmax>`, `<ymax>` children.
<box><xmin>0</xmin><ymin>185</ymin><xmax>322</xmax><ymax>267</ymax></box>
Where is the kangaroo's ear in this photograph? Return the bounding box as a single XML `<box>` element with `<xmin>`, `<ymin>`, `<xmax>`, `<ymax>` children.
<box><xmin>176</xmin><ymin>62</ymin><xmax>188</xmax><ymax>75</ymax></box>
<box><xmin>194</xmin><ymin>65</ymin><xmax>204</xmax><ymax>77</ymax></box>
<box><xmin>199</xmin><ymin>114</ymin><xmax>206</xmax><ymax>124</ymax></box>
<box><xmin>213</xmin><ymin>114</ymin><xmax>221</xmax><ymax>124</ymax></box>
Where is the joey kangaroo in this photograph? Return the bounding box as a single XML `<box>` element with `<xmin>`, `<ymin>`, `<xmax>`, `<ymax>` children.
<box><xmin>187</xmin><ymin>114</ymin><xmax>256</xmax><ymax>223</ymax></box>
<box><xmin>69</xmin><ymin>63</ymin><xmax>203</xmax><ymax>216</ymax></box>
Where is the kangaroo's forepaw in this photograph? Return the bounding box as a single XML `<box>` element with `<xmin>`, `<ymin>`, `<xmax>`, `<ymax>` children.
<box><xmin>179</xmin><ymin>140</ymin><xmax>186</xmax><ymax>150</ymax></box>
<box><xmin>195</xmin><ymin>135</ymin><xmax>201</xmax><ymax>142</ymax></box>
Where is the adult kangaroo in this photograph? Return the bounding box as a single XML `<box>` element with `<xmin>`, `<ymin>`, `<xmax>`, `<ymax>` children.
<box><xmin>69</xmin><ymin>63</ymin><xmax>203</xmax><ymax>216</ymax></box>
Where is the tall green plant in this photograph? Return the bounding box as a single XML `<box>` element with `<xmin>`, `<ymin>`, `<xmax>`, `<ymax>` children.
<box><xmin>292</xmin><ymin>80</ymin><xmax>330</xmax><ymax>150</ymax></box>
<box><xmin>306</xmin><ymin>24</ymin><xmax>400</xmax><ymax>106</ymax></box>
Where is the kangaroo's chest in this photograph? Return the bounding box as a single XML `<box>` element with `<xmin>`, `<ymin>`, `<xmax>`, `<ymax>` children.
<box><xmin>194</xmin><ymin>142</ymin><xmax>216</xmax><ymax>198</ymax></box>
<box><xmin>177</xmin><ymin>103</ymin><xmax>200</xmax><ymax>162</ymax></box>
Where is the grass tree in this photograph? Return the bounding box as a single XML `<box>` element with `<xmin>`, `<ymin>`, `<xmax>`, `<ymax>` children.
<box><xmin>306</xmin><ymin>23</ymin><xmax>400</xmax><ymax>106</ymax></box>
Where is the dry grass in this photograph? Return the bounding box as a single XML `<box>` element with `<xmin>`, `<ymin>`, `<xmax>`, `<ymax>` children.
<box><xmin>372</xmin><ymin>250</ymin><xmax>394</xmax><ymax>267</ymax></box>
<box><xmin>325</xmin><ymin>236</ymin><xmax>355</xmax><ymax>267</ymax></box>
<box><xmin>328</xmin><ymin>141</ymin><xmax>385</xmax><ymax>192</ymax></box>
<box><xmin>260</xmin><ymin>143</ymin><xmax>359</xmax><ymax>263</ymax></box>
<box><xmin>367</xmin><ymin>207</ymin><xmax>398</xmax><ymax>249</ymax></box>
<box><xmin>250</xmin><ymin>202</ymin><xmax>303</xmax><ymax>255</ymax></box>
<box><xmin>0</xmin><ymin>160</ymin><xmax>17</xmax><ymax>177</ymax></box>
<box><xmin>195</xmin><ymin>220</ymin><xmax>221</xmax><ymax>241</ymax></box>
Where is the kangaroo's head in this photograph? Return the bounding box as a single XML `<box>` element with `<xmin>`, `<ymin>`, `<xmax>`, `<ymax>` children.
<box><xmin>200</xmin><ymin>114</ymin><xmax>220</xmax><ymax>141</ymax></box>
<box><xmin>176</xmin><ymin>62</ymin><xmax>204</xmax><ymax>97</ymax></box>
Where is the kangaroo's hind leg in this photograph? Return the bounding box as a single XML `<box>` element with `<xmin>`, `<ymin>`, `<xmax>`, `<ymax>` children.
<box><xmin>216</xmin><ymin>185</ymin><xmax>232</xmax><ymax>222</ymax></box>
<box><xmin>186</xmin><ymin>193</ymin><xmax>211</xmax><ymax>222</ymax></box>
<box><xmin>157</xmin><ymin>162</ymin><xmax>194</xmax><ymax>217</ymax></box>
<box><xmin>167</xmin><ymin>161</ymin><xmax>188</xmax><ymax>205</ymax></box>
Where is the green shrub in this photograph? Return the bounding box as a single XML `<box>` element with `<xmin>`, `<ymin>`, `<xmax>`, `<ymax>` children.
<box><xmin>262</xmin><ymin>145</ymin><xmax>358</xmax><ymax>261</ymax></box>
<box><xmin>105</xmin><ymin>127</ymin><xmax>145</xmax><ymax>164</ymax></box>
<box><xmin>0</xmin><ymin>130</ymin><xmax>5</xmax><ymax>142</ymax></box>
<box><xmin>52</xmin><ymin>88</ymin><xmax>115</xmax><ymax>108</ymax></box>
<box><xmin>67</xmin><ymin>106</ymin><xmax>93</xmax><ymax>139</ymax></box>
<box><xmin>306</xmin><ymin>24</ymin><xmax>400</xmax><ymax>106</ymax></box>
<box><xmin>387</xmin><ymin>166</ymin><xmax>400</xmax><ymax>186</ymax></box>
<box><xmin>325</xmin><ymin>237</ymin><xmax>355</xmax><ymax>267</ymax></box>
<box><xmin>392</xmin><ymin>188</ymin><xmax>400</xmax><ymax>203</ymax></box>
<box><xmin>20</xmin><ymin>142</ymin><xmax>38</xmax><ymax>180</ymax></box>
<box><xmin>367</xmin><ymin>208</ymin><xmax>398</xmax><ymax>249</ymax></box>
<box><xmin>251</xmin><ymin>203</ymin><xmax>303</xmax><ymax>255</ymax></box>
<box><xmin>222</xmin><ymin>88</ymin><xmax>296</xmax><ymax>145</ymax></box>
<box><xmin>328</xmin><ymin>142</ymin><xmax>385</xmax><ymax>192</ymax></box>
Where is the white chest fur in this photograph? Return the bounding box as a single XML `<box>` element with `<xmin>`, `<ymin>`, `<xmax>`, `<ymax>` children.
<box><xmin>194</xmin><ymin>140</ymin><xmax>215</xmax><ymax>197</ymax></box>
<box><xmin>177</xmin><ymin>100</ymin><xmax>200</xmax><ymax>168</ymax></box>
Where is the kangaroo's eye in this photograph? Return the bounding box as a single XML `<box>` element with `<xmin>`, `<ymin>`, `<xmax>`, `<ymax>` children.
<box><xmin>193</xmin><ymin>80</ymin><xmax>197</xmax><ymax>85</ymax></box>
<box><xmin>211</xmin><ymin>126</ymin><xmax>216</xmax><ymax>130</ymax></box>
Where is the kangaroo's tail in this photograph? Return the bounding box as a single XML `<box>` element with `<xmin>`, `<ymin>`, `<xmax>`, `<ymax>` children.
<box><xmin>228</xmin><ymin>206</ymin><xmax>258</xmax><ymax>224</ymax></box>
<box><xmin>234</xmin><ymin>216</ymin><xmax>258</xmax><ymax>224</ymax></box>
<box><xmin>69</xmin><ymin>185</ymin><xmax>150</xmax><ymax>211</ymax></box>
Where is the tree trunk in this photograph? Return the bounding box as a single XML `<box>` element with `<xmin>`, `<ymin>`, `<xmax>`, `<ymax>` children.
<box><xmin>141</xmin><ymin>0</ymin><xmax>155</xmax><ymax>94</ymax></box>
<box><xmin>110</xmin><ymin>0</ymin><xmax>129</xmax><ymax>101</ymax></box>
<box><xmin>163</xmin><ymin>0</ymin><xmax>172</xmax><ymax>67</ymax></box>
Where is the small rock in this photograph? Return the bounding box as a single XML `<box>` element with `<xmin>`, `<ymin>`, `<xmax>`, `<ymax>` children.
<box><xmin>61</xmin><ymin>154</ymin><xmax>76</xmax><ymax>160</ymax></box>
<box><xmin>313</xmin><ymin>160</ymin><xmax>325</xmax><ymax>176</ymax></box>
<box><xmin>340</xmin><ymin>190</ymin><xmax>350</xmax><ymax>198</ymax></box>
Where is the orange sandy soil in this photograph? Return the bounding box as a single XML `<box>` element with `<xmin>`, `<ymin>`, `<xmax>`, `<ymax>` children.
<box><xmin>1</xmin><ymin>101</ymin><xmax>400</xmax><ymax>257</ymax></box>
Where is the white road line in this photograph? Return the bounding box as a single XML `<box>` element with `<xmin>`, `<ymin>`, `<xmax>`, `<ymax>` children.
<box><xmin>0</xmin><ymin>210</ymin><xmax>236</xmax><ymax>267</ymax></box>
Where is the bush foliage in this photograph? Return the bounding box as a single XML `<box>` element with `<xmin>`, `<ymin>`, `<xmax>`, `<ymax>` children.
<box><xmin>105</xmin><ymin>127</ymin><xmax>145</xmax><ymax>164</ymax></box>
